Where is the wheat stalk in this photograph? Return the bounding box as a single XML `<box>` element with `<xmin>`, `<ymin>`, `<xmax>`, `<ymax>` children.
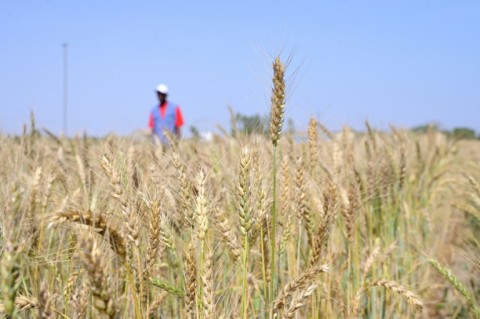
<box><xmin>238</xmin><ymin>146</ymin><xmax>252</xmax><ymax>318</ymax></box>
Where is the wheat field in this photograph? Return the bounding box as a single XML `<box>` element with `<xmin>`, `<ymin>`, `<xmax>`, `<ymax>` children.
<box><xmin>1</xmin><ymin>58</ymin><xmax>479</xmax><ymax>319</ymax></box>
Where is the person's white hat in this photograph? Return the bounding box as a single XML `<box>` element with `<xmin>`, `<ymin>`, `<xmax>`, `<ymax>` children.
<box><xmin>156</xmin><ymin>84</ymin><xmax>168</xmax><ymax>94</ymax></box>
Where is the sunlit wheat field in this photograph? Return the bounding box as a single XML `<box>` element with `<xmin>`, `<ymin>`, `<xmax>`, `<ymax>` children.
<box><xmin>1</xmin><ymin>58</ymin><xmax>479</xmax><ymax>319</ymax></box>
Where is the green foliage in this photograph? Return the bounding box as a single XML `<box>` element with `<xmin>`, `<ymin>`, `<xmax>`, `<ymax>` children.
<box><xmin>231</xmin><ymin>111</ymin><xmax>296</xmax><ymax>137</ymax></box>
<box><xmin>233</xmin><ymin>112</ymin><xmax>268</xmax><ymax>136</ymax></box>
<box><xmin>411</xmin><ymin>123</ymin><xmax>441</xmax><ymax>134</ymax></box>
<box><xmin>189</xmin><ymin>125</ymin><xmax>200</xmax><ymax>139</ymax></box>
<box><xmin>411</xmin><ymin>124</ymin><xmax>477</xmax><ymax>140</ymax></box>
<box><xmin>286</xmin><ymin>118</ymin><xmax>296</xmax><ymax>135</ymax></box>
<box><xmin>452</xmin><ymin>127</ymin><xmax>476</xmax><ymax>140</ymax></box>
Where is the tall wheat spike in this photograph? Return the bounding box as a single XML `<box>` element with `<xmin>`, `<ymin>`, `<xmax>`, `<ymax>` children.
<box><xmin>269</xmin><ymin>56</ymin><xmax>287</xmax><ymax>315</ymax></box>
<box><xmin>269</xmin><ymin>57</ymin><xmax>286</xmax><ymax>147</ymax></box>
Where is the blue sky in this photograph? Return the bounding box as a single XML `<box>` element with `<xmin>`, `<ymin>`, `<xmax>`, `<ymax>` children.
<box><xmin>1</xmin><ymin>1</ymin><xmax>479</xmax><ymax>136</ymax></box>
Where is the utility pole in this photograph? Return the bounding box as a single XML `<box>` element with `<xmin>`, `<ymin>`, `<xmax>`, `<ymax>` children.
<box><xmin>63</xmin><ymin>43</ymin><xmax>68</xmax><ymax>136</ymax></box>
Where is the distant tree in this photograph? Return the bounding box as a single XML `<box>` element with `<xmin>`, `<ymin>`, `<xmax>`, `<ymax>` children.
<box><xmin>411</xmin><ymin>123</ymin><xmax>440</xmax><ymax>134</ymax></box>
<box><xmin>451</xmin><ymin>127</ymin><xmax>476</xmax><ymax>140</ymax></box>
<box><xmin>233</xmin><ymin>112</ymin><xmax>268</xmax><ymax>136</ymax></box>
<box><xmin>287</xmin><ymin>117</ymin><xmax>296</xmax><ymax>135</ymax></box>
<box><xmin>190</xmin><ymin>125</ymin><xmax>201</xmax><ymax>139</ymax></box>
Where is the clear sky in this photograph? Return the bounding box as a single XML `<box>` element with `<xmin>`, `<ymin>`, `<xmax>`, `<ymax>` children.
<box><xmin>1</xmin><ymin>1</ymin><xmax>479</xmax><ymax>136</ymax></box>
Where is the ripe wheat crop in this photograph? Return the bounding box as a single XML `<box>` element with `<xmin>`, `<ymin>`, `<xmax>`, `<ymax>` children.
<box><xmin>1</xmin><ymin>57</ymin><xmax>479</xmax><ymax>318</ymax></box>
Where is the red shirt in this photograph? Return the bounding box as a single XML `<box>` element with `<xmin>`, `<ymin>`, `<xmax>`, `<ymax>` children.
<box><xmin>148</xmin><ymin>102</ymin><xmax>184</xmax><ymax>129</ymax></box>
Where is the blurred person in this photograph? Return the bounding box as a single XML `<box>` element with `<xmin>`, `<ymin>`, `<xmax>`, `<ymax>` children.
<box><xmin>148</xmin><ymin>84</ymin><xmax>184</xmax><ymax>144</ymax></box>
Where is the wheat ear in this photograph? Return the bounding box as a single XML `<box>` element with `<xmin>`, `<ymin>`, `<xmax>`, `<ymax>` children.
<box><xmin>144</xmin><ymin>199</ymin><xmax>162</xmax><ymax>277</ymax></box>
<box><xmin>238</xmin><ymin>147</ymin><xmax>252</xmax><ymax>241</ymax></box>
<box><xmin>0</xmin><ymin>296</ymin><xmax>38</xmax><ymax>315</ymax></box>
<box><xmin>214</xmin><ymin>207</ymin><xmax>241</xmax><ymax>261</ymax></box>
<box><xmin>308</xmin><ymin>116</ymin><xmax>319</xmax><ymax>172</ymax></box>
<box><xmin>202</xmin><ymin>248</ymin><xmax>215</xmax><ymax>319</ymax></box>
<box><xmin>184</xmin><ymin>242</ymin><xmax>197</xmax><ymax>319</ymax></box>
<box><xmin>311</xmin><ymin>179</ymin><xmax>338</xmax><ymax>265</ymax></box>
<box><xmin>373</xmin><ymin>279</ymin><xmax>424</xmax><ymax>310</ymax></box>
<box><xmin>195</xmin><ymin>170</ymin><xmax>209</xmax><ymax>241</ymax></box>
<box><xmin>79</xmin><ymin>235</ymin><xmax>117</xmax><ymax>319</ymax></box>
<box><xmin>279</xmin><ymin>157</ymin><xmax>293</xmax><ymax>255</ymax></box>
<box><xmin>283</xmin><ymin>282</ymin><xmax>319</xmax><ymax>319</ymax></box>
<box><xmin>72</xmin><ymin>282</ymin><xmax>89</xmax><ymax>319</ymax></box>
<box><xmin>429</xmin><ymin>259</ymin><xmax>480</xmax><ymax>318</ymax></box>
<box><xmin>238</xmin><ymin>146</ymin><xmax>252</xmax><ymax>318</ymax></box>
<box><xmin>172</xmin><ymin>152</ymin><xmax>195</xmax><ymax>228</ymax></box>
<box><xmin>100</xmin><ymin>154</ymin><xmax>139</xmax><ymax>248</ymax></box>
<box><xmin>273</xmin><ymin>264</ymin><xmax>329</xmax><ymax>310</ymax></box>
<box><xmin>269</xmin><ymin>57</ymin><xmax>286</xmax><ymax>146</ymax></box>
<box><xmin>48</xmin><ymin>210</ymin><xmax>126</xmax><ymax>259</ymax></box>
<box><xmin>0</xmin><ymin>242</ymin><xmax>21</xmax><ymax>318</ymax></box>
<box><xmin>37</xmin><ymin>281</ymin><xmax>54</xmax><ymax>319</ymax></box>
<box><xmin>295</xmin><ymin>157</ymin><xmax>314</xmax><ymax>244</ymax></box>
